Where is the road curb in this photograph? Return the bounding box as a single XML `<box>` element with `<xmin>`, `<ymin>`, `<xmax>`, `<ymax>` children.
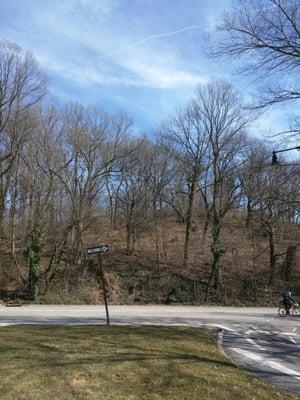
<box><xmin>217</xmin><ymin>329</ymin><xmax>243</xmax><ymax>369</ymax></box>
<box><xmin>217</xmin><ymin>329</ymin><xmax>227</xmax><ymax>358</ymax></box>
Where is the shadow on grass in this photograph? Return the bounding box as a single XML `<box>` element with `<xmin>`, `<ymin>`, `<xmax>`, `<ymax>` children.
<box><xmin>0</xmin><ymin>326</ymin><xmax>297</xmax><ymax>400</ymax></box>
<box><xmin>0</xmin><ymin>325</ymin><xmax>233</xmax><ymax>371</ymax></box>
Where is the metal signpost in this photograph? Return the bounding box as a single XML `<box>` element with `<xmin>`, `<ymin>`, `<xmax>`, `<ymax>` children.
<box><xmin>87</xmin><ymin>244</ymin><xmax>111</xmax><ymax>325</ymax></box>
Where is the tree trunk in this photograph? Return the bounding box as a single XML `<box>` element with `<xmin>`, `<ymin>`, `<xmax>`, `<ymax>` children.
<box><xmin>9</xmin><ymin>187</ymin><xmax>17</xmax><ymax>260</ymax></box>
<box><xmin>113</xmin><ymin>185</ymin><xmax>121</xmax><ymax>229</ymax></box>
<box><xmin>267</xmin><ymin>224</ymin><xmax>276</xmax><ymax>285</ymax></box>
<box><xmin>27</xmin><ymin>220</ymin><xmax>44</xmax><ymax>301</ymax></box>
<box><xmin>183</xmin><ymin>175</ymin><xmax>197</xmax><ymax>268</ymax></box>
<box><xmin>282</xmin><ymin>245</ymin><xmax>297</xmax><ymax>282</ymax></box>
<box><xmin>0</xmin><ymin>190</ymin><xmax>6</xmax><ymax>235</ymax></box>
<box><xmin>245</xmin><ymin>198</ymin><xmax>252</xmax><ymax>228</ymax></box>
<box><xmin>205</xmin><ymin>214</ymin><xmax>223</xmax><ymax>301</ymax></box>
<box><xmin>126</xmin><ymin>226</ymin><xmax>131</xmax><ymax>253</ymax></box>
<box><xmin>126</xmin><ymin>216</ymin><xmax>134</xmax><ymax>254</ymax></box>
<box><xmin>153</xmin><ymin>204</ymin><xmax>162</xmax><ymax>278</ymax></box>
<box><xmin>202</xmin><ymin>215</ymin><xmax>210</xmax><ymax>242</ymax></box>
<box><xmin>44</xmin><ymin>222</ymin><xmax>74</xmax><ymax>295</ymax></box>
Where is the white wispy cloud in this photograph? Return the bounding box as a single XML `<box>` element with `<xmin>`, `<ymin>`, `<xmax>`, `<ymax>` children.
<box><xmin>37</xmin><ymin>51</ymin><xmax>207</xmax><ymax>90</ymax></box>
<box><xmin>32</xmin><ymin>8</ymin><xmax>207</xmax><ymax>90</ymax></box>
<box><xmin>0</xmin><ymin>0</ymin><xmax>245</xmax><ymax>128</ymax></box>
<box><xmin>97</xmin><ymin>25</ymin><xmax>201</xmax><ymax>59</ymax></box>
<box><xmin>114</xmin><ymin>59</ymin><xmax>208</xmax><ymax>89</ymax></box>
<box><xmin>35</xmin><ymin>53</ymin><xmax>138</xmax><ymax>87</ymax></box>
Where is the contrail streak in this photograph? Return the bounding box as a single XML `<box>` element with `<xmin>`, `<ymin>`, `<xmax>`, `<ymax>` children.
<box><xmin>98</xmin><ymin>25</ymin><xmax>200</xmax><ymax>59</ymax></box>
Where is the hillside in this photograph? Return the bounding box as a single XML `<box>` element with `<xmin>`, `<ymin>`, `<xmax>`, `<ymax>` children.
<box><xmin>2</xmin><ymin>210</ymin><xmax>299</xmax><ymax>306</ymax></box>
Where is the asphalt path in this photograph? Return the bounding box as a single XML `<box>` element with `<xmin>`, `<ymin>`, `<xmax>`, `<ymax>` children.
<box><xmin>0</xmin><ymin>305</ymin><xmax>300</xmax><ymax>396</ymax></box>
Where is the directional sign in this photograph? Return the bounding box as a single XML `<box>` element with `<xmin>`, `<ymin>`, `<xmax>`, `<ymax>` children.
<box><xmin>86</xmin><ymin>244</ymin><xmax>111</xmax><ymax>325</ymax></box>
<box><xmin>87</xmin><ymin>244</ymin><xmax>110</xmax><ymax>255</ymax></box>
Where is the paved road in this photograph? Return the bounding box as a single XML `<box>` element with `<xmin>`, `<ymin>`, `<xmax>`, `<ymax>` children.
<box><xmin>0</xmin><ymin>305</ymin><xmax>300</xmax><ymax>396</ymax></box>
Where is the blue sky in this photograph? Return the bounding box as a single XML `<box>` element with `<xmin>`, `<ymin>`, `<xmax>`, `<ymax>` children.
<box><xmin>0</xmin><ymin>0</ymin><xmax>296</xmax><ymax>135</ymax></box>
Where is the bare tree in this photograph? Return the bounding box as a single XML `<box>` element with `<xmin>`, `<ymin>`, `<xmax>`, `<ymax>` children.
<box><xmin>241</xmin><ymin>156</ymin><xmax>300</xmax><ymax>285</ymax></box>
<box><xmin>161</xmin><ymin>102</ymin><xmax>209</xmax><ymax>268</ymax></box>
<box><xmin>238</xmin><ymin>138</ymin><xmax>270</xmax><ymax>228</ymax></box>
<box><xmin>211</xmin><ymin>0</ymin><xmax>300</xmax><ymax>134</ymax></box>
<box><xmin>163</xmin><ymin>167</ymin><xmax>187</xmax><ymax>224</ymax></box>
<box><xmin>0</xmin><ymin>41</ymin><xmax>46</xmax><ymax>230</ymax></box>
<box><xmin>54</xmin><ymin>104</ymin><xmax>130</xmax><ymax>262</ymax></box>
<box><xmin>147</xmin><ymin>141</ymin><xmax>172</xmax><ymax>276</ymax></box>
<box><xmin>193</xmin><ymin>82</ymin><xmax>253</xmax><ymax>300</ymax></box>
<box><xmin>118</xmin><ymin>139</ymin><xmax>151</xmax><ymax>254</ymax></box>
<box><xmin>21</xmin><ymin>107</ymin><xmax>62</xmax><ymax>300</ymax></box>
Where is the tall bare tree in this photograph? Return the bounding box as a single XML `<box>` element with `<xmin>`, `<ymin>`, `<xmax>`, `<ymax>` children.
<box><xmin>54</xmin><ymin>104</ymin><xmax>131</xmax><ymax>262</ymax></box>
<box><xmin>192</xmin><ymin>82</ymin><xmax>254</xmax><ymax>299</ymax></box>
<box><xmin>211</xmin><ymin>0</ymin><xmax>300</xmax><ymax>134</ymax></box>
<box><xmin>0</xmin><ymin>41</ymin><xmax>46</xmax><ymax>230</ymax></box>
<box><xmin>161</xmin><ymin>102</ymin><xmax>209</xmax><ymax>268</ymax></box>
<box><xmin>118</xmin><ymin>139</ymin><xmax>151</xmax><ymax>254</ymax></box>
<box><xmin>241</xmin><ymin>151</ymin><xmax>300</xmax><ymax>285</ymax></box>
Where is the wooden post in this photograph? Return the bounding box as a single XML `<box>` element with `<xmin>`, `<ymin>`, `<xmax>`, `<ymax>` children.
<box><xmin>98</xmin><ymin>254</ymin><xmax>110</xmax><ymax>325</ymax></box>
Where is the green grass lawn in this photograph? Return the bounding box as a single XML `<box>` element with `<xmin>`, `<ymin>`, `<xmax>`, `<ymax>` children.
<box><xmin>0</xmin><ymin>325</ymin><xmax>297</xmax><ymax>400</ymax></box>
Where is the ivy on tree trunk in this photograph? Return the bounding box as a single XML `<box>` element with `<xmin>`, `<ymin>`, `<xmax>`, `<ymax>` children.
<box><xmin>26</xmin><ymin>220</ymin><xmax>44</xmax><ymax>301</ymax></box>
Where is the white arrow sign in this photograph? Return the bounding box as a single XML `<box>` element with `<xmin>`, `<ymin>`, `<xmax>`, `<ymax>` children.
<box><xmin>87</xmin><ymin>245</ymin><xmax>110</xmax><ymax>255</ymax></box>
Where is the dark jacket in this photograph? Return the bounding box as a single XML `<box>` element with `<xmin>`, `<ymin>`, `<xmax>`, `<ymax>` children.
<box><xmin>282</xmin><ymin>292</ymin><xmax>295</xmax><ymax>305</ymax></box>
